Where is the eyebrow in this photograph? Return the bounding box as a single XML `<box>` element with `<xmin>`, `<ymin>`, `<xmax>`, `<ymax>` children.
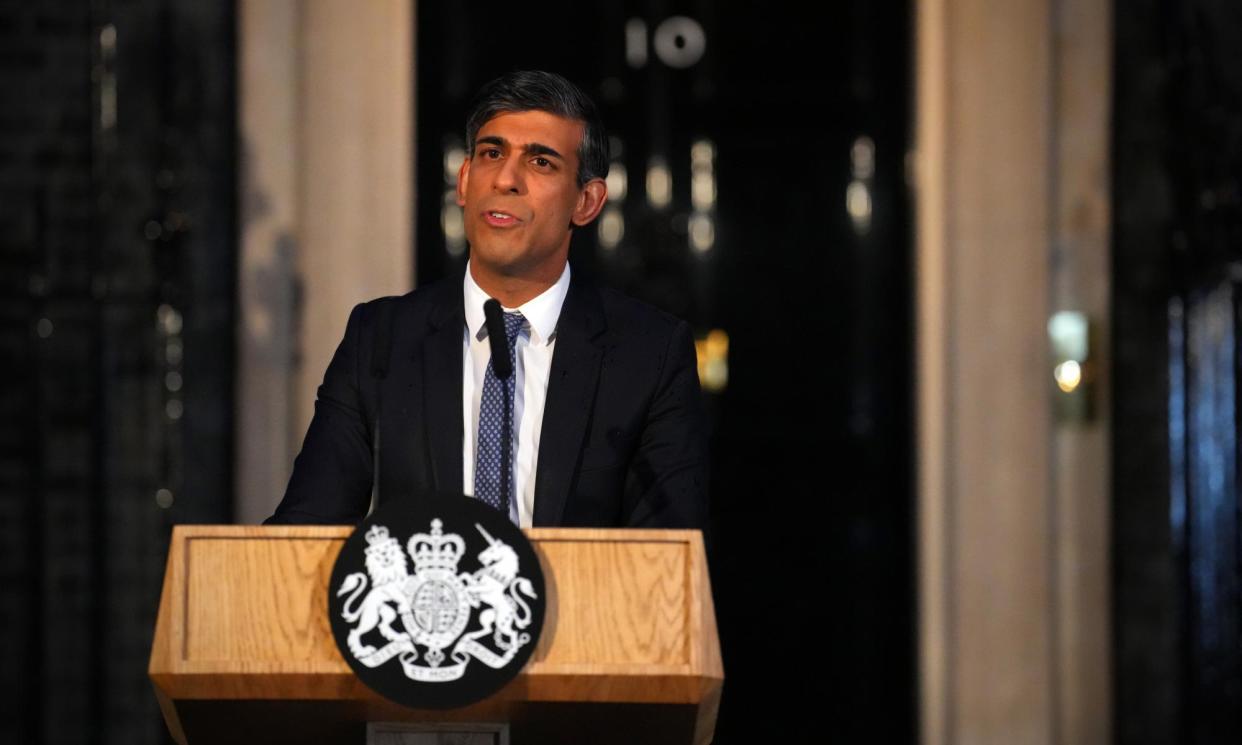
<box><xmin>475</xmin><ymin>135</ymin><xmax>566</xmax><ymax>162</ymax></box>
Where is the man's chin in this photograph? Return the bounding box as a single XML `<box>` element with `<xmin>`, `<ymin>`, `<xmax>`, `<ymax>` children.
<box><xmin>470</xmin><ymin>253</ymin><xmax>532</xmax><ymax>281</ymax></box>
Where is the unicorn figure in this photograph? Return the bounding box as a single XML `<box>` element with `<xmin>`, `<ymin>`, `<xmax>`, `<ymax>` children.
<box><xmin>461</xmin><ymin>524</ymin><xmax>537</xmax><ymax>652</ymax></box>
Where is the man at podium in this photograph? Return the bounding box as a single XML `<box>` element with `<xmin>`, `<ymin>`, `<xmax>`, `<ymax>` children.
<box><xmin>265</xmin><ymin>70</ymin><xmax>709</xmax><ymax>532</ymax></box>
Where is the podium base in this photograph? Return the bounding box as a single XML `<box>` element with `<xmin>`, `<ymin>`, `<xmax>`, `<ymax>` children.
<box><xmin>367</xmin><ymin>721</ymin><xmax>509</xmax><ymax>745</ymax></box>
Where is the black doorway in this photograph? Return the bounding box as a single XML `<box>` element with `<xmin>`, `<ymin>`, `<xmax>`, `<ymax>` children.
<box><xmin>416</xmin><ymin>3</ymin><xmax>915</xmax><ymax>740</ymax></box>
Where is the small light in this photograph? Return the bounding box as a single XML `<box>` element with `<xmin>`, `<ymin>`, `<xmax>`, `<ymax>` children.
<box><xmin>851</xmin><ymin>136</ymin><xmax>875</xmax><ymax>180</ymax></box>
<box><xmin>606</xmin><ymin>163</ymin><xmax>628</xmax><ymax>202</ymax></box>
<box><xmin>846</xmin><ymin>180</ymin><xmax>872</xmax><ymax>235</ymax></box>
<box><xmin>36</xmin><ymin>318</ymin><xmax>54</xmax><ymax>338</ymax></box>
<box><xmin>689</xmin><ymin>214</ymin><xmax>715</xmax><ymax>253</ymax></box>
<box><xmin>646</xmin><ymin>157</ymin><xmax>672</xmax><ymax>209</ymax></box>
<box><xmin>166</xmin><ymin>399</ymin><xmax>183</xmax><ymax>420</ymax></box>
<box><xmin>691</xmin><ymin>139</ymin><xmax>716</xmax><ymax>211</ymax></box>
<box><xmin>165</xmin><ymin>371</ymin><xmax>183</xmax><ymax>392</ymax></box>
<box><xmin>691</xmin><ymin>140</ymin><xmax>715</xmax><ymax>164</ymax></box>
<box><xmin>441</xmin><ymin>194</ymin><xmax>466</xmax><ymax>256</ymax></box>
<box><xmin>441</xmin><ymin>192</ymin><xmax>464</xmax><ymax>233</ymax></box>
<box><xmin>165</xmin><ymin>340</ymin><xmax>183</xmax><ymax>365</ymax></box>
<box><xmin>443</xmin><ymin>146</ymin><xmax>465</xmax><ymax>183</ymax></box>
<box><xmin>157</xmin><ymin>304</ymin><xmax>182</xmax><ymax>336</ymax></box>
<box><xmin>144</xmin><ymin>220</ymin><xmax>163</xmax><ymax>240</ymax></box>
<box><xmin>599</xmin><ymin>207</ymin><xmax>624</xmax><ymax>250</ymax></box>
<box><xmin>691</xmin><ymin>174</ymin><xmax>716</xmax><ymax>211</ymax></box>
<box><xmin>1054</xmin><ymin>360</ymin><xmax>1082</xmax><ymax>393</ymax></box>
<box><xmin>155</xmin><ymin>488</ymin><xmax>174</xmax><ymax>509</ymax></box>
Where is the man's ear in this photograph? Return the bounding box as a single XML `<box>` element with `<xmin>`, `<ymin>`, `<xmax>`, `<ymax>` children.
<box><xmin>455</xmin><ymin>157</ymin><xmax>471</xmax><ymax>206</ymax></box>
<box><xmin>571</xmin><ymin>178</ymin><xmax>608</xmax><ymax>227</ymax></box>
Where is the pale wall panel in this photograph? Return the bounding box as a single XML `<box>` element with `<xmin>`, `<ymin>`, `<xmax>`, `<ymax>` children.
<box><xmin>297</xmin><ymin>0</ymin><xmax>414</xmax><ymax>437</ymax></box>
<box><xmin>237</xmin><ymin>1</ymin><xmax>414</xmax><ymax>524</ymax></box>
<box><xmin>917</xmin><ymin>0</ymin><xmax>1111</xmax><ymax>743</ymax></box>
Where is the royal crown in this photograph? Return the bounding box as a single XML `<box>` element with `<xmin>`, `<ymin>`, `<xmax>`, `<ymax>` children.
<box><xmin>407</xmin><ymin>518</ymin><xmax>465</xmax><ymax>571</ymax></box>
<box><xmin>363</xmin><ymin>524</ymin><xmax>400</xmax><ymax>559</ymax></box>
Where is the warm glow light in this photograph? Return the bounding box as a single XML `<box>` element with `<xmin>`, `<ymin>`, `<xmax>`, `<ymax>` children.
<box><xmin>695</xmin><ymin>329</ymin><xmax>730</xmax><ymax>392</ymax></box>
<box><xmin>1055</xmin><ymin>360</ymin><xmax>1082</xmax><ymax>393</ymax></box>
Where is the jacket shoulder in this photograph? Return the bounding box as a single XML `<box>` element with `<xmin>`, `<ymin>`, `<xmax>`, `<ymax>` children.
<box><xmin>350</xmin><ymin>272</ymin><xmax>459</xmax><ymax>329</ymax></box>
<box><xmin>595</xmin><ymin>286</ymin><xmax>688</xmax><ymax>339</ymax></box>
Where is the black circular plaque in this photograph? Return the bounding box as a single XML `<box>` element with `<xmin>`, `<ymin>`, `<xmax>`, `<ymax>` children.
<box><xmin>328</xmin><ymin>493</ymin><xmax>546</xmax><ymax>709</ymax></box>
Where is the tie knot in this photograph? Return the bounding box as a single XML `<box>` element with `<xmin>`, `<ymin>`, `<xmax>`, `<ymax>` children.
<box><xmin>502</xmin><ymin>311</ymin><xmax>526</xmax><ymax>346</ymax></box>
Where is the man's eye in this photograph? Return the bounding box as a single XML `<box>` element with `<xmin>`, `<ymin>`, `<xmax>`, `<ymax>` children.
<box><xmin>533</xmin><ymin>157</ymin><xmax>551</xmax><ymax>168</ymax></box>
<box><xmin>483</xmin><ymin>148</ymin><xmax>501</xmax><ymax>159</ymax></box>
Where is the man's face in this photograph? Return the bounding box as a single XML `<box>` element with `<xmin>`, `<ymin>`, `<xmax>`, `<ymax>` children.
<box><xmin>456</xmin><ymin>110</ymin><xmax>606</xmax><ymax>285</ymax></box>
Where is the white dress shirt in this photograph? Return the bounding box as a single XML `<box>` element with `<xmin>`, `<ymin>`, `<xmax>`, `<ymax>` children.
<box><xmin>461</xmin><ymin>260</ymin><xmax>570</xmax><ymax>528</ymax></box>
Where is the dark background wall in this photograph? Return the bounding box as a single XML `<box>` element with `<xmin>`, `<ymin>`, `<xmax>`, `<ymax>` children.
<box><xmin>1113</xmin><ymin>1</ymin><xmax>1242</xmax><ymax>744</ymax></box>
<box><xmin>0</xmin><ymin>1</ymin><xmax>235</xmax><ymax>743</ymax></box>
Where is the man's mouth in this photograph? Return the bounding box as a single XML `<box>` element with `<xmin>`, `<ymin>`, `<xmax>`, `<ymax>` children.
<box><xmin>483</xmin><ymin>210</ymin><xmax>521</xmax><ymax>227</ymax></box>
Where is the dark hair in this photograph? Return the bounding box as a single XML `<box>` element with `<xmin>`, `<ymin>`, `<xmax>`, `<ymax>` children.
<box><xmin>465</xmin><ymin>70</ymin><xmax>609</xmax><ymax>188</ymax></box>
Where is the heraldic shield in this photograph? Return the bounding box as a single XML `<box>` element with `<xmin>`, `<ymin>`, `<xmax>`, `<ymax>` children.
<box><xmin>328</xmin><ymin>493</ymin><xmax>547</xmax><ymax>710</ymax></box>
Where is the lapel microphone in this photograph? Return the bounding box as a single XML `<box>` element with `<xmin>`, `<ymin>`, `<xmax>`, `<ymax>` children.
<box><xmin>483</xmin><ymin>298</ymin><xmax>514</xmax><ymax>379</ymax></box>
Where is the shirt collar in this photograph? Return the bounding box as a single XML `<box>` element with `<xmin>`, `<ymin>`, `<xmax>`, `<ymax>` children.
<box><xmin>462</xmin><ymin>260</ymin><xmax>571</xmax><ymax>346</ymax></box>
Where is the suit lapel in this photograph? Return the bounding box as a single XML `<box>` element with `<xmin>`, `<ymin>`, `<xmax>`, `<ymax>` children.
<box><xmin>533</xmin><ymin>277</ymin><xmax>606</xmax><ymax>526</ymax></box>
<box><xmin>422</xmin><ymin>272</ymin><xmax>465</xmax><ymax>496</ymax></box>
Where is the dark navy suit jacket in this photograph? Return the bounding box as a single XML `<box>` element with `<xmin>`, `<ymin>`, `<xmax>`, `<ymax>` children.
<box><xmin>265</xmin><ymin>265</ymin><xmax>709</xmax><ymax>529</ymax></box>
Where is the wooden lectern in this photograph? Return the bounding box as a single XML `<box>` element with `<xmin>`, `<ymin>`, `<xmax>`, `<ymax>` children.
<box><xmin>149</xmin><ymin>526</ymin><xmax>723</xmax><ymax>744</ymax></box>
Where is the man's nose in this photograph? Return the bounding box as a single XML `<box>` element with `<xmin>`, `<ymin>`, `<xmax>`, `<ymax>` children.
<box><xmin>493</xmin><ymin>156</ymin><xmax>524</xmax><ymax>193</ymax></box>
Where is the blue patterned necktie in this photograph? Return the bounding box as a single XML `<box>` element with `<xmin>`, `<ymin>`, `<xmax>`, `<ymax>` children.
<box><xmin>474</xmin><ymin>311</ymin><xmax>526</xmax><ymax>524</ymax></box>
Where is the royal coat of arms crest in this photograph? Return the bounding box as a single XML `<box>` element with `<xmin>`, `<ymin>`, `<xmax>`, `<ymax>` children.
<box><xmin>335</xmin><ymin>518</ymin><xmax>539</xmax><ymax>684</ymax></box>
